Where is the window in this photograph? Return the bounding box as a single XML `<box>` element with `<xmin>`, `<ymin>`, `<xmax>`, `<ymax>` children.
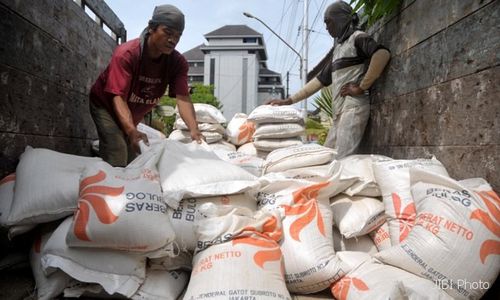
<box><xmin>243</xmin><ymin>37</ymin><xmax>257</xmax><ymax>43</ymax></box>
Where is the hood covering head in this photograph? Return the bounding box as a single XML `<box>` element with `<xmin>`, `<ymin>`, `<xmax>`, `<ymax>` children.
<box><xmin>324</xmin><ymin>1</ymin><xmax>358</xmax><ymax>42</ymax></box>
<box><xmin>140</xmin><ymin>4</ymin><xmax>185</xmax><ymax>51</ymax></box>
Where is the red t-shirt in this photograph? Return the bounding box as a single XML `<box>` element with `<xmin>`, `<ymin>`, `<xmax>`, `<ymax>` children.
<box><xmin>90</xmin><ymin>38</ymin><xmax>189</xmax><ymax>125</ymax></box>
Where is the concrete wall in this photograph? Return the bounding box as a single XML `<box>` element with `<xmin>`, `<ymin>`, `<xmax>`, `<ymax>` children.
<box><xmin>361</xmin><ymin>0</ymin><xmax>499</xmax><ymax>191</ymax></box>
<box><xmin>0</xmin><ymin>0</ymin><xmax>125</xmax><ymax>178</ymax></box>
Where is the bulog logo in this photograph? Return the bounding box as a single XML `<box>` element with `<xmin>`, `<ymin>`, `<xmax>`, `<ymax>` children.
<box><xmin>74</xmin><ymin>170</ymin><xmax>123</xmax><ymax>241</ymax></box>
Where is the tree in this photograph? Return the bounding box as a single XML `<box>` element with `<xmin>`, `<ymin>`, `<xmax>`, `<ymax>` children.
<box><xmin>350</xmin><ymin>0</ymin><xmax>402</xmax><ymax>27</ymax></box>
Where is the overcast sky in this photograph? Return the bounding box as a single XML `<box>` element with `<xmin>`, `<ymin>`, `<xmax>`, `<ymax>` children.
<box><xmin>104</xmin><ymin>0</ymin><xmax>335</xmax><ymax>106</ymax></box>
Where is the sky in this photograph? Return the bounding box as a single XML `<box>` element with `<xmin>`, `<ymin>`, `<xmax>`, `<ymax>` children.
<box><xmin>104</xmin><ymin>0</ymin><xmax>334</xmax><ymax>109</ymax></box>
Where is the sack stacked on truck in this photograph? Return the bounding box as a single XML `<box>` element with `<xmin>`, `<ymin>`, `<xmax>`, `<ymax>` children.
<box><xmin>373</xmin><ymin>157</ymin><xmax>449</xmax><ymax>246</ymax></box>
<box><xmin>184</xmin><ymin>203</ymin><xmax>291</xmax><ymax>300</ymax></box>
<box><xmin>263</xmin><ymin>143</ymin><xmax>336</xmax><ymax>174</ymax></box>
<box><xmin>6</xmin><ymin>147</ymin><xmax>102</xmax><ymax>226</ymax></box>
<box><xmin>330</xmin><ymin>258</ymin><xmax>453</xmax><ymax>300</ymax></box>
<box><xmin>170</xmin><ymin>103</ymin><xmax>226</xmax><ymax>144</ymax></box>
<box><xmin>226</xmin><ymin>113</ymin><xmax>255</xmax><ymax>146</ymax></box>
<box><xmin>158</xmin><ymin>140</ymin><xmax>260</xmax><ymax>209</ymax></box>
<box><xmin>213</xmin><ymin>149</ymin><xmax>265</xmax><ymax>177</ymax></box>
<box><xmin>168</xmin><ymin>194</ymin><xmax>257</xmax><ymax>251</ymax></box>
<box><xmin>65</xmin><ymin>144</ymin><xmax>175</xmax><ymax>256</ymax></box>
<box><xmin>375</xmin><ymin>169</ymin><xmax>500</xmax><ymax>300</ymax></box>
<box><xmin>247</xmin><ymin>105</ymin><xmax>306</xmax><ymax>157</ymax></box>
<box><xmin>257</xmin><ymin>162</ymin><xmax>356</xmax><ymax>293</ymax></box>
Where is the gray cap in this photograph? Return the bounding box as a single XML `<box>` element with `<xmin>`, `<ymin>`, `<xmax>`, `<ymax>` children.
<box><xmin>149</xmin><ymin>4</ymin><xmax>185</xmax><ymax>33</ymax></box>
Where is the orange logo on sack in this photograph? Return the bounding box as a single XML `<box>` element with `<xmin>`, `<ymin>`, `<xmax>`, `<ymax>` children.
<box><xmin>238</xmin><ymin>121</ymin><xmax>255</xmax><ymax>143</ymax></box>
<box><xmin>74</xmin><ymin>170</ymin><xmax>124</xmax><ymax>241</ymax></box>
<box><xmin>282</xmin><ymin>182</ymin><xmax>330</xmax><ymax>242</ymax></box>
<box><xmin>331</xmin><ymin>276</ymin><xmax>369</xmax><ymax>300</ymax></box>
<box><xmin>392</xmin><ymin>193</ymin><xmax>416</xmax><ymax>242</ymax></box>
<box><xmin>0</xmin><ymin>173</ymin><xmax>15</xmax><ymax>185</ymax></box>
<box><xmin>233</xmin><ymin>216</ymin><xmax>283</xmax><ymax>271</ymax></box>
<box><xmin>470</xmin><ymin>190</ymin><xmax>500</xmax><ymax>263</ymax></box>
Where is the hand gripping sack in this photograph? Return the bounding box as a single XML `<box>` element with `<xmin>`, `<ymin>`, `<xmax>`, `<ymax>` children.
<box><xmin>168</xmin><ymin>194</ymin><xmax>257</xmax><ymax>251</ymax></box>
<box><xmin>226</xmin><ymin>113</ymin><xmax>255</xmax><ymax>145</ymax></box>
<box><xmin>330</xmin><ymin>194</ymin><xmax>385</xmax><ymax>238</ymax></box>
<box><xmin>66</xmin><ymin>145</ymin><xmax>175</xmax><ymax>255</ymax></box>
<box><xmin>373</xmin><ymin>157</ymin><xmax>449</xmax><ymax>246</ymax></box>
<box><xmin>248</xmin><ymin>105</ymin><xmax>305</xmax><ymax>124</ymax></box>
<box><xmin>330</xmin><ymin>258</ymin><xmax>453</xmax><ymax>300</ymax></box>
<box><xmin>257</xmin><ymin>163</ymin><xmax>352</xmax><ymax>293</ymax></box>
<box><xmin>158</xmin><ymin>140</ymin><xmax>260</xmax><ymax>209</ymax></box>
<box><xmin>42</xmin><ymin>217</ymin><xmax>146</xmax><ymax>297</ymax></box>
<box><xmin>7</xmin><ymin>147</ymin><xmax>102</xmax><ymax>225</ymax></box>
<box><xmin>263</xmin><ymin>144</ymin><xmax>336</xmax><ymax>174</ymax></box>
<box><xmin>375</xmin><ymin>169</ymin><xmax>500</xmax><ymax>300</ymax></box>
<box><xmin>184</xmin><ymin>204</ymin><xmax>291</xmax><ymax>300</ymax></box>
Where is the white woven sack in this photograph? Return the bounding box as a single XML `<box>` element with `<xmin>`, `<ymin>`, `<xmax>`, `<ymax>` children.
<box><xmin>131</xmin><ymin>270</ymin><xmax>189</xmax><ymax>300</ymax></box>
<box><xmin>0</xmin><ymin>173</ymin><xmax>15</xmax><ymax>226</ymax></box>
<box><xmin>340</xmin><ymin>155</ymin><xmax>391</xmax><ymax>197</ymax></box>
<box><xmin>168</xmin><ymin>129</ymin><xmax>223</xmax><ymax>144</ymax></box>
<box><xmin>176</xmin><ymin>103</ymin><xmax>226</xmax><ymax>124</ymax></box>
<box><xmin>137</xmin><ymin>123</ymin><xmax>166</xmax><ymax>140</ymax></box>
<box><xmin>375</xmin><ymin>169</ymin><xmax>500</xmax><ymax>300</ymax></box>
<box><xmin>7</xmin><ymin>147</ymin><xmax>102</xmax><ymax>225</ymax></box>
<box><xmin>226</xmin><ymin>113</ymin><xmax>255</xmax><ymax>146</ymax></box>
<box><xmin>149</xmin><ymin>249</ymin><xmax>193</xmax><ymax>271</ymax></box>
<box><xmin>207</xmin><ymin>140</ymin><xmax>237</xmax><ymax>152</ymax></box>
<box><xmin>169</xmin><ymin>194</ymin><xmax>257</xmax><ymax>251</ymax></box>
<box><xmin>254</xmin><ymin>123</ymin><xmax>305</xmax><ymax>139</ymax></box>
<box><xmin>42</xmin><ymin>217</ymin><xmax>146</xmax><ymax>297</ymax></box>
<box><xmin>368</xmin><ymin>221</ymin><xmax>391</xmax><ymax>251</ymax></box>
<box><xmin>174</xmin><ymin>118</ymin><xmax>226</xmax><ymax>134</ymax></box>
<box><xmin>248</xmin><ymin>104</ymin><xmax>305</xmax><ymax>124</ymax></box>
<box><xmin>331</xmin><ymin>258</ymin><xmax>453</xmax><ymax>300</ymax></box>
<box><xmin>330</xmin><ymin>194</ymin><xmax>385</xmax><ymax>238</ymax></box>
<box><xmin>257</xmin><ymin>163</ymin><xmax>352</xmax><ymax>293</ymax></box>
<box><xmin>291</xmin><ymin>290</ymin><xmax>334</xmax><ymax>299</ymax></box>
<box><xmin>237</xmin><ymin>142</ymin><xmax>258</xmax><ymax>156</ymax></box>
<box><xmin>185</xmin><ymin>204</ymin><xmax>291</xmax><ymax>300</ymax></box>
<box><xmin>263</xmin><ymin>144</ymin><xmax>335</xmax><ymax>174</ymax></box>
<box><xmin>30</xmin><ymin>231</ymin><xmax>71</xmax><ymax>300</ymax></box>
<box><xmin>66</xmin><ymin>146</ymin><xmax>175</xmax><ymax>255</ymax></box>
<box><xmin>373</xmin><ymin>157</ymin><xmax>449</xmax><ymax>245</ymax></box>
<box><xmin>332</xmin><ymin>226</ymin><xmax>378</xmax><ymax>254</ymax></box>
<box><xmin>254</xmin><ymin>137</ymin><xmax>303</xmax><ymax>152</ymax></box>
<box><xmin>158</xmin><ymin>140</ymin><xmax>260</xmax><ymax>209</ymax></box>
<box><xmin>213</xmin><ymin>149</ymin><xmax>264</xmax><ymax>176</ymax></box>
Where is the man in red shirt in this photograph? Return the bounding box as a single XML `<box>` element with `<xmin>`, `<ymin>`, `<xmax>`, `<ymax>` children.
<box><xmin>89</xmin><ymin>4</ymin><xmax>202</xmax><ymax>167</ymax></box>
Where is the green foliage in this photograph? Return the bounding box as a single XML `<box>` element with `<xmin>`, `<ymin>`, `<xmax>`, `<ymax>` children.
<box><xmin>312</xmin><ymin>87</ymin><xmax>333</xmax><ymax>120</ymax></box>
<box><xmin>153</xmin><ymin>83</ymin><xmax>221</xmax><ymax>136</ymax></box>
<box><xmin>305</xmin><ymin>117</ymin><xmax>328</xmax><ymax>146</ymax></box>
<box><xmin>350</xmin><ymin>0</ymin><xmax>402</xmax><ymax>27</ymax></box>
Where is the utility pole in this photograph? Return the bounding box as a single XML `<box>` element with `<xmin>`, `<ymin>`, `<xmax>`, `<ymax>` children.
<box><xmin>302</xmin><ymin>0</ymin><xmax>309</xmax><ymax>112</ymax></box>
<box><xmin>286</xmin><ymin>71</ymin><xmax>290</xmax><ymax>98</ymax></box>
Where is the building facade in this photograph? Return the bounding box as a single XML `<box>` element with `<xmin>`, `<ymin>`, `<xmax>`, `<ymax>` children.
<box><xmin>183</xmin><ymin>25</ymin><xmax>284</xmax><ymax>120</ymax></box>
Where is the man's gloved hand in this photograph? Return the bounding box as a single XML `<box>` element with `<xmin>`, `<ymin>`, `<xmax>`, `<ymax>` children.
<box><xmin>128</xmin><ymin>129</ymin><xmax>149</xmax><ymax>154</ymax></box>
<box><xmin>265</xmin><ymin>97</ymin><xmax>293</xmax><ymax>106</ymax></box>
